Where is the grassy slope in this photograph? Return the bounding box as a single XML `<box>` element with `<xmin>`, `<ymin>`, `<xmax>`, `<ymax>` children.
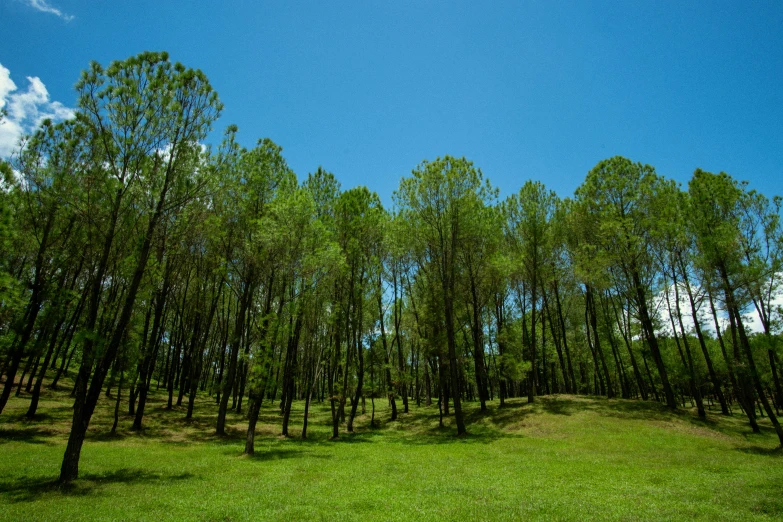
<box><xmin>0</xmin><ymin>381</ymin><xmax>781</xmax><ymax>521</ymax></box>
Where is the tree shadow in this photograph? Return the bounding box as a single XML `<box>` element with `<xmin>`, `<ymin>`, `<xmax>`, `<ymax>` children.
<box><xmin>88</xmin><ymin>431</ymin><xmax>129</xmax><ymax>442</ymax></box>
<box><xmin>384</xmin><ymin>407</ymin><xmax>528</xmax><ymax>446</ymax></box>
<box><xmin>235</xmin><ymin>445</ymin><xmax>334</xmax><ymax>461</ymax></box>
<box><xmin>390</xmin><ymin>426</ymin><xmax>526</xmax><ymax>446</ymax></box>
<box><xmin>339</xmin><ymin>398</ymin><xmax>537</xmax><ymax>445</ymax></box>
<box><xmin>112</xmin><ymin>411</ymin><xmax>247</xmax><ymax>446</ymax></box>
<box><xmin>543</xmin><ymin>395</ymin><xmax>782</xmax><ymax>445</ymax></box>
<box><xmin>0</xmin><ymin>427</ymin><xmax>57</xmax><ymax>445</ymax></box>
<box><xmin>480</xmin><ymin>401</ymin><xmax>533</xmax><ymax>430</ymax></box>
<box><xmin>0</xmin><ymin>468</ymin><xmax>195</xmax><ymax>503</ymax></box>
<box><xmin>150</xmin><ymin>426</ymin><xmax>246</xmax><ymax>446</ymax></box>
<box><xmin>585</xmin><ymin>397</ymin><xmax>680</xmax><ymax>421</ymax></box>
<box><xmin>538</xmin><ymin>397</ymin><xmax>577</xmax><ymax>416</ymax></box>
<box><xmin>16</xmin><ymin>411</ymin><xmax>61</xmax><ymax>423</ymax></box>
<box><xmin>319</xmin><ymin>432</ymin><xmax>374</xmax><ymax>444</ymax></box>
<box><xmin>734</xmin><ymin>445</ymin><xmax>782</xmax><ymax>457</ymax></box>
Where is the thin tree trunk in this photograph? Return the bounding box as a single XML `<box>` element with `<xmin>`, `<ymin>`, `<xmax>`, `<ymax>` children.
<box><xmin>708</xmin><ymin>286</ymin><xmax>757</xmax><ymax>431</ymax></box>
<box><xmin>553</xmin><ymin>282</ymin><xmax>577</xmax><ymax>394</ymax></box>
<box><xmin>677</xmin><ymin>254</ymin><xmax>728</xmax><ymax>414</ymax></box>
<box><xmin>281</xmin><ymin>310</ymin><xmax>303</xmax><ymax>437</ymax></box>
<box><xmin>217</xmin><ymin>277</ymin><xmax>253</xmax><ymax>436</ymax></box>
<box><xmin>26</xmin><ymin>310</ymin><xmax>67</xmax><ymax>417</ymax></box>
<box><xmin>720</xmin><ymin>265</ymin><xmax>783</xmax><ymax>445</ymax></box>
<box><xmin>631</xmin><ymin>267</ymin><xmax>676</xmax><ymax>409</ymax></box>
<box><xmin>348</xmin><ymin>271</ymin><xmax>366</xmax><ymax>432</ymax></box>
<box><xmin>377</xmin><ymin>273</ymin><xmax>397</xmax><ymax>421</ymax></box>
<box><xmin>0</xmin><ymin>208</ymin><xmax>56</xmax><ymax>415</ymax></box>
<box><xmin>111</xmin><ymin>367</ymin><xmax>124</xmax><ymax>435</ymax></box>
<box><xmin>544</xmin><ymin>288</ymin><xmax>570</xmax><ymax>394</ymax></box>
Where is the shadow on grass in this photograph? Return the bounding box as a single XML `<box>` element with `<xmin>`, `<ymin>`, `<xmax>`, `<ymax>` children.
<box><xmin>734</xmin><ymin>445</ymin><xmax>783</xmax><ymax>457</ymax></box>
<box><xmin>319</xmin><ymin>432</ymin><xmax>374</xmax><ymax>444</ymax></box>
<box><xmin>404</xmin><ymin>429</ymin><xmax>525</xmax><ymax>446</ymax></box>
<box><xmin>541</xmin><ymin>395</ymin><xmax>783</xmax><ymax>448</ymax></box>
<box><xmin>0</xmin><ymin>426</ymin><xmax>58</xmax><ymax>445</ymax></box>
<box><xmin>586</xmin><ymin>397</ymin><xmax>681</xmax><ymax>421</ymax></box>
<box><xmin>236</xmin><ymin>445</ymin><xmax>335</xmax><ymax>461</ymax></box>
<box><xmin>538</xmin><ymin>398</ymin><xmax>575</xmax><ymax>416</ymax></box>
<box><xmin>485</xmin><ymin>401</ymin><xmax>534</xmax><ymax>429</ymax></box>
<box><xmin>89</xmin><ymin>431</ymin><xmax>129</xmax><ymax>442</ymax></box>
<box><xmin>6</xmin><ymin>385</ymin><xmax>782</xmax><ymax>460</ymax></box>
<box><xmin>0</xmin><ymin>468</ymin><xmax>195</xmax><ymax>503</ymax></box>
<box><xmin>94</xmin><ymin>407</ymin><xmax>248</xmax><ymax>446</ymax></box>
<box><xmin>138</xmin><ymin>424</ymin><xmax>248</xmax><ymax>446</ymax></box>
<box><xmin>363</xmin><ymin>405</ymin><xmax>529</xmax><ymax>446</ymax></box>
<box><xmin>555</xmin><ymin>395</ymin><xmax>721</xmax><ymax>424</ymax></box>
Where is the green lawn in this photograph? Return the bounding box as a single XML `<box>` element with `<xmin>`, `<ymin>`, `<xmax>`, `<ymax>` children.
<box><xmin>0</xmin><ymin>382</ymin><xmax>781</xmax><ymax>521</ymax></box>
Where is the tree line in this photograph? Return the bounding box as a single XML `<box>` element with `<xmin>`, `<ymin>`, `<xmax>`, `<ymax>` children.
<box><xmin>1</xmin><ymin>52</ymin><xmax>782</xmax><ymax>484</ymax></box>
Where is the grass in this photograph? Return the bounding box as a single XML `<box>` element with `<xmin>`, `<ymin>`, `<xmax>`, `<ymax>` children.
<box><xmin>0</xmin><ymin>378</ymin><xmax>781</xmax><ymax>521</ymax></box>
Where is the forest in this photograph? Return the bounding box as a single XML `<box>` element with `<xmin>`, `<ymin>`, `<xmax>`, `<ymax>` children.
<box><xmin>1</xmin><ymin>52</ymin><xmax>782</xmax><ymax>507</ymax></box>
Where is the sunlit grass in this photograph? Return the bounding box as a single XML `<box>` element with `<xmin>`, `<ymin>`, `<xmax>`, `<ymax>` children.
<box><xmin>1</xmin><ymin>376</ymin><xmax>781</xmax><ymax>521</ymax></box>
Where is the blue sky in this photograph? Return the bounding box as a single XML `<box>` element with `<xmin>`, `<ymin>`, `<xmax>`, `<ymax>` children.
<box><xmin>1</xmin><ymin>1</ymin><xmax>781</xmax><ymax>206</ymax></box>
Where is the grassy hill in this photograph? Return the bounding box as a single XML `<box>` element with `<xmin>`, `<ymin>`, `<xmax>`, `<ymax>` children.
<box><xmin>0</xmin><ymin>383</ymin><xmax>781</xmax><ymax>521</ymax></box>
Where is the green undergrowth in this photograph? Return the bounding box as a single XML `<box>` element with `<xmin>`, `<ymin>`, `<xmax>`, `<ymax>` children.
<box><xmin>1</xmin><ymin>379</ymin><xmax>781</xmax><ymax>521</ymax></box>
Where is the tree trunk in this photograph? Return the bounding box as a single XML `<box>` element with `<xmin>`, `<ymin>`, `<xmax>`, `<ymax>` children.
<box><xmin>111</xmin><ymin>367</ymin><xmax>124</xmax><ymax>435</ymax></box>
<box><xmin>677</xmin><ymin>255</ymin><xmax>728</xmax><ymax>414</ymax></box>
<box><xmin>348</xmin><ymin>275</ymin><xmax>365</xmax><ymax>432</ymax></box>
<box><xmin>377</xmin><ymin>274</ymin><xmax>397</xmax><ymax>421</ymax></box>
<box><xmin>587</xmin><ymin>288</ymin><xmax>613</xmax><ymax>398</ymax></box>
<box><xmin>553</xmin><ymin>282</ymin><xmax>577</xmax><ymax>395</ymax></box>
<box><xmin>26</xmin><ymin>310</ymin><xmax>66</xmax><ymax>418</ymax></box>
<box><xmin>244</xmin><ymin>392</ymin><xmax>262</xmax><ymax>455</ymax></box>
<box><xmin>60</xmin><ymin>174</ymin><xmax>172</xmax><ymax>483</ymax></box>
<box><xmin>631</xmin><ymin>268</ymin><xmax>676</xmax><ymax>409</ymax></box>
<box><xmin>217</xmin><ymin>278</ymin><xmax>253</xmax><ymax>436</ymax></box>
<box><xmin>668</xmin><ymin>266</ymin><xmax>705</xmax><ymax>418</ymax></box>
<box><xmin>720</xmin><ymin>265</ymin><xmax>783</xmax><ymax>445</ymax></box>
<box><xmin>708</xmin><ymin>286</ymin><xmax>757</xmax><ymax>431</ymax></box>
<box><xmin>281</xmin><ymin>311</ymin><xmax>303</xmax><ymax>437</ymax></box>
<box><xmin>544</xmin><ymin>289</ymin><xmax>570</xmax><ymax>394</ymax></box>
<box><xmin>468</xmin><ymin>270</ymin><xmax>488</xmax><ymax>411</ymax></box>
<box><xmin>0</xmin><ymin>209</ymin><xmax>56</xmax><ymax>415</ymax></box>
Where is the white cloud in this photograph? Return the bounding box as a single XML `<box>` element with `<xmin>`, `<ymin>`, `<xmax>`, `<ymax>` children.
<box><xmin>25</xmin><ymin>0</ymin><xmax>74</xmax><ymax>22</ymax></box>
<box><xmin>654</xmin><ymin>282</ymin><xmax>720</xmax><ymax>337</ymax></box>
<box><xmin>0</xmin><ymin>62</ymin><xmax>76</xmax><ymax>159</ymax></box>
<box><xmin>0</xmin><ymin>65</ymin><xmax>16</xmax><ymax>103</ymax></box>
<box><xmin>654</xmin><ymin>277</ymin><xmax>783</xmax><ymax>338</ymax></box>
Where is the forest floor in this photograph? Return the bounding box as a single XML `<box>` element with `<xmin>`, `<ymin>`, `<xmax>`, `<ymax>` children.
<box><xmin>0</xmin><ymin>380</ymin><xmax>781</xmax><ymax>521</ymax></box>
